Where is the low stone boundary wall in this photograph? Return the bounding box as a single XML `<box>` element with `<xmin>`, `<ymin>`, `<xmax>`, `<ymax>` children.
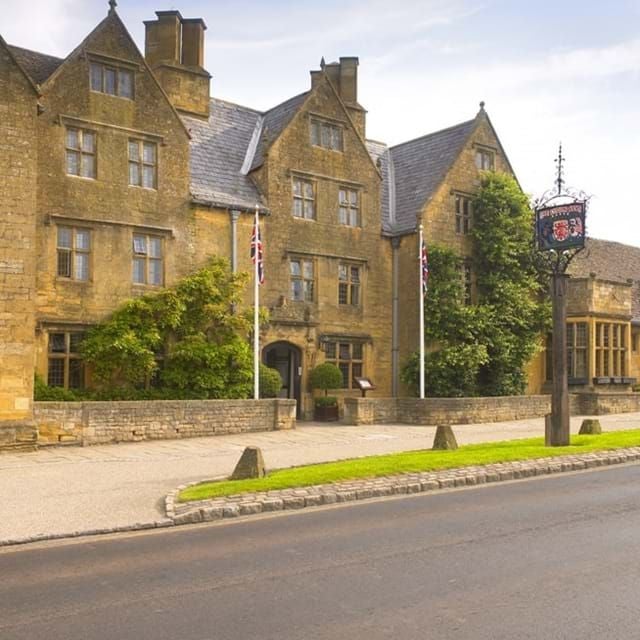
<box><xmin>34</xmin><ymin>399</ymin><xmax>296</xmax><ymax>446</ymax></box>
<box><xmin>343</xmin><ymin>393</ymin><xmax>640</xmax><ymax>426</ymax></box>
<box><xmin>343</xmin><ymin>395</ymin><xmax>555</xmax><ymax>426</ymax></box>
<box><xmin>572</xmin><ymin>392</ymin><xmax>640</xmax><ymax>416</ymax></box>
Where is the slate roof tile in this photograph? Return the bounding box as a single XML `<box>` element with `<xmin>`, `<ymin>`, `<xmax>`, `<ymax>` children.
<box><xmin>7</xmin><ymin>45</ymin><xmax>63</xmax><ymax>85</ymax></box>
<box><xmin>568</xmin><ymin>238</ymin><xmax>640</xmax><ymax>322</ymax></box>
<box><xmin>183</xmin><ymin>98</ymin><xmax>263</xmax><ymax>211</ymax></box>
<box><xmin>387</xmin><ymin>119</ymin><xmax>477</xmax><ymax>235</ymax></box>
<box><xmin>249</xmin><ymin>91</ymin><xmax>310</xmax><ymax>171</ymax></box>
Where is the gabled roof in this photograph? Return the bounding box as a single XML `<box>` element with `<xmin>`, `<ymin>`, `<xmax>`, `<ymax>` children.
<box><xmin>248</xmin><ymin>91</ymin><xmax>310</xmax><ymax>172</ymax></box>
<box><xmin>387</xmin><ymin>118</ymin><xmax>477</xmax><ymax>235</ymax></box>
<box><xmin>184</xmin><ymin>98</ymin><xmax>263</xmax><ymax>211</ymax></box>
<box><xmin>568</xmin><ymin>238</ymin><xmax>640</xmax><ymax>322</ymax></box>
<box><xmin>7</xmin><ymin>44</ymin><xmax>63</xmax><ymax>85</ymax></box>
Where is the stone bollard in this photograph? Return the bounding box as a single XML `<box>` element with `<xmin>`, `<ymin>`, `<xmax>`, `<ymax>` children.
<box><xmin>579</xmin><ymin>419</ymin><xmax>602</xmax><ymax>435</ymax></box>
<box><xmin>230</xmin><ymin>446</ymin><xmax>266</xmax><ymax>480</ymax></box>
<box><xmin>432</xmin><ymin>425</ymin><xmax>458</xmax><ymax>451</ymax></box>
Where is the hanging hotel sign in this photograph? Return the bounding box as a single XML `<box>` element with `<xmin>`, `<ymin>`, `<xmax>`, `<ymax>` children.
<box><xmin>535</xmin><ymin>201</ymin><xmax>586</xmax><ymax>251</ymax></box>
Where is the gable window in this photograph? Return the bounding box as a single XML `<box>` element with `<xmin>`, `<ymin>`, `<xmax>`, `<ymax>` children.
<box><xmin>339</xmin><ymin>264</ymin><xmax>361</xmax><ymax>306</ymax></box>
<box><xmin>595</xmin><ymin>322</ymin><xmax>627</xmax><ymax>377</ymax></box>
<box><xmin>292</xmin><ymin>177</ymin><xmax>315</xmax><ymax>219</ymax></box>
<box><xmin>325</xmin><ymin>341</ymin><xmax>364</xmax><ymax>389</ymax></box>
<box><xmin>310</xmin><ymin>119</ymin><xmax>343</xmax><ymax>151</ymax></box>
<box><xmin>339</xmin><ymin>188</ymin><xmax>360</xmax><ymax>227</ymax></box>
<box><xmin>48</xmin><ymin>332</ymin><xmax>85</xmax><ymax>389</ymax></box>
<box><xmin>290</xmin><ymin>258</ymin><xmax>314</xmax><ymax>302</ymax></box>
<box><xmin>129</xmin><ymin>140</ymin><xmax>157</xmax><ymax>189</ymax></box>
<box><xmin>132</xmin><ymin>234</ymin><xmax>163</xmax><ymax>286</ymax></box>
<box><xmin>455</xmin><ymin>194</ymin><xmax>472</xmax><ymax>234</ymax></box>
<box><xmin>90</xmin><ymin>62</ymin><xmax>134</xmax><ymax>99</ymax></box>
<box><xmin>65</xmin><ymin>127</ymin><xmax>96</xmax><ymax>179</ymax></box>
<box><xmin>475</xmin><ymin>148</ymin><xmax>494</xmax><ymax>171</ymax></box>
<box><xmin>57</xmin><ymin>226</ymin><xmax>90</xmax><ymax>281</ymax></box>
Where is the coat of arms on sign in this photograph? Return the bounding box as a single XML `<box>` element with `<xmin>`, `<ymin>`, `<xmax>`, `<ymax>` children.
<box><xmin>552</xmin><ymin>219</ymin><xmax>569</xmax><ymax>242</ymax></box>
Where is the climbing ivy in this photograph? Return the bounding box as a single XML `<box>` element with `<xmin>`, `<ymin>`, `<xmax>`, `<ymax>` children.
<box><xmin>402</xmin><ymin>172</ymin><xmax>550</xmax><ymax>397</ymax></box>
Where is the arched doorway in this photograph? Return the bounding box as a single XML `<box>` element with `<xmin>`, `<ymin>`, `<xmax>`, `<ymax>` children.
<box><xmin>263</xmin><ymin>341</ymin><xmax>302</xmax><ymax>417</ymax></box>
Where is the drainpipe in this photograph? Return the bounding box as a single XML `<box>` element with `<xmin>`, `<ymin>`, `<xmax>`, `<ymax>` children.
<box><xmin>230</xmin><ymin>209</ymin><xmax>240</xmax><ymax>272</ymax></box>
<box><xmin>391</xmin><ymin>236</ymin><xmax>401</xmax><ymax>396</ymax></box>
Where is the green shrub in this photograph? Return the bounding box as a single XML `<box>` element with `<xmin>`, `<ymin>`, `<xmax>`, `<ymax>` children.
<box><xmin>314</xmin><ymin>395</ymin><xmax>338</xmax><ymax>408</ymax></box>
<box><xmin>309</xmin><ymin>363</ymin><xmax>343</xmax><ymax>397</ymax></box>
<box><xmin>259</xmin><ymin>364</ymin><xmax>283</xmax><ymax>398</ymax></box>
<box><xmin>34</xmin><ymin>375</ymin><xmax>86</xmax><ymax>401</ymax></box>
<box><xmin>80</xmin><ymin>258</ymin><xmax>261</xmax><ymax>399</ymax></box>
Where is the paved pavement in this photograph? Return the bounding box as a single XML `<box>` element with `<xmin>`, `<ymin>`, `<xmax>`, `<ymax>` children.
<box><xmin>1</xmin><ymin>412</ymin><xmax>640</xmax><ymax>542</ymax></box>
<box><xmin>3</xmin><ymin>463</ymin><xmax>640</xmax><ymax>639</ymax></box>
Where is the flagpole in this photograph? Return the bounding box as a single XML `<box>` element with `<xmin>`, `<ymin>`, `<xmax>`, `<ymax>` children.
<box><xmin>418</xmin><ymin>224</ymin><xmax>425</xmax><ymax>399</ymax></box>
<box><xmin>253</xmin><ymin>204</ymin><xmax>260</xmax><ymax>400</ymax></box>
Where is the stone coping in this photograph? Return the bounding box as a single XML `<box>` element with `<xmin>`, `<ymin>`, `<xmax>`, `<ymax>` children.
<box><xmin>167</xmin><ymin>446</ymin><xmax>640</xmax><ymax>525</ymax></box>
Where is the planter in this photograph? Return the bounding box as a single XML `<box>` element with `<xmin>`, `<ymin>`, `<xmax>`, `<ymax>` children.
<box><xmin>314</xmin><ymin>404</ymin><xmax>339</xmax><ymax>421</ymax></box>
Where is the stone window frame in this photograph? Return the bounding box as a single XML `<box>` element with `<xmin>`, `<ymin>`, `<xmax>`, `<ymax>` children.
<box><xmin>132</xmin><ymin>233</ymin><xmax>164</xmax><ymax>286</ymax></box>
<box><xmin>338</xmin><ymin>187</ymin><xmax>360</xmax><ymax>227</ymax></box>
<box><xmin>89</xmin><ymin>61</ymin><xmax>134</xmax><ymax>100</ymax></box>
<box><xmin>338</xmin><ymin>262</ymin><xmax>362</xmax><ymax>306</ymax></box>
<box><xmin>65</xmin><ymin>126</ymin><xmax>97</xmax><ymax>180</ymax></box>
<box><xmin>310</xmin><ymin>117</ymin><xmax>344</xmax><ymax>152</ymax></box>
<box><xmin>454</xmin><ymin>192</ymin><xmax>472</xmax><ymax>235</ymax></box>
<box><xmin>474</xmin><ymin>145</ymin><xmax>495</xmax><ymax>171</ymax></box>
<box><xmin>289</xmin><ymin>256</ymin><xmax>315</xmax><ymax>303</ymax></box>
<box><xmin>47</xmin><ymin>331</ymin><xmax>86</xmax><ymax>389</ymax></box>
<box><xmin>567</xmin><ymin>321</ymin><xmax>589</xmax><ymax>380</ymax></box>
<box><xmin>56</xmin><ymin>225</ymin><xmax>91</xmax><ymax>282</ymax></box>
<box><xmin>128</xmin><ymin>139</ymin><xmax>158</xmax><ymax>190</ymax></box>
<box><xmin>292</xmin><ymin>176</ymin><xmax>316</xmax><ymax>220</ymax></box>
<box><xmin>324</xmin><ymin>341</ymin><xmax>364</xmax><ymax>389</ymax></box>
<box><xmin>595</xmin><ymin>321</ymin><xmax>627</xmax><ymax>377</ymax></box>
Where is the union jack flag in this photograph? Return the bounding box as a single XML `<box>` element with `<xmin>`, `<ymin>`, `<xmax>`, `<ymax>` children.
<box><xmin>251</xmin><ymin>221</ymin><xmax>265</xmax><ymax>285</ymax></box>
<box><xmin>421</xmin><ymin>239</ymin><xmax>429</xmax><ymax>294</ymax></box>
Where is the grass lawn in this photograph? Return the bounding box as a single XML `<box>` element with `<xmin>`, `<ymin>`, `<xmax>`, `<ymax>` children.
<box><xmin>178</xmin><ymin>429</ymin><xmax>640</xmax><ymax>503</ymax></box>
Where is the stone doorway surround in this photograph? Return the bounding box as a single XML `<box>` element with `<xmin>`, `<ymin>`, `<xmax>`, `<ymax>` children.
<box><xmin>263</xmin><ymin>341</ymin><xmax>303</xmax><ymax>418</ymax></box>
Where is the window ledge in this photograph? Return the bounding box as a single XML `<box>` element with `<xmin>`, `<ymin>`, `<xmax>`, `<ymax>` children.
<box><xmin>66</xmin><ymin>174</ymin><xmax>97</xmax><ymax>182</ymax></box>
<box><xmin>128</xmin><ymin>185</ymin><xmax>158</xmax><ymax>192</ymax></box>
<box><xmin>55</xmin><ymin>278</ymin><xmax>92</xmax><ymax>285</ymax></box>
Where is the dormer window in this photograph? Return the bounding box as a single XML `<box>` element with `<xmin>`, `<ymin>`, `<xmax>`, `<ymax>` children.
<box><xmin>310</xmin><ymin>118</ymin><xmax>343</xmax><ymax>151</ymax></box>
<box><xmin>90</xmin><ymin>62</ymin><xmax>134</xmax><ymax>99</ymax></box>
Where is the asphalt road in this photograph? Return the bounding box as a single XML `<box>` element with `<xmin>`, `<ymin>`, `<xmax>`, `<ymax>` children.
<box><xmin>3</xmin><ymin>464</ymin><xmax>640</xmax><ymax>640</ymax></box>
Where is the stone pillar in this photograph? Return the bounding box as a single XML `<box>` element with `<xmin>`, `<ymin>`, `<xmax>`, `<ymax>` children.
<box><xmin>0</xmin><ymin>42</ymin><xmax>39</xmax><ymax>451</ymax></box>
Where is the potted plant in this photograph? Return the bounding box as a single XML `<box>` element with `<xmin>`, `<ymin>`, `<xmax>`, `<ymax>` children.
<box><xmin>309</xmin><ymin>363</ymin><xmax>343</xmax><ymax>421</ymax></box>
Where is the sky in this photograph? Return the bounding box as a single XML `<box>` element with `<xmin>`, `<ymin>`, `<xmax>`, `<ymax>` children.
<box><xmin>2</xmin><ymin>0</ymin><xmax>639</xmax><ymax>244</ymax></box>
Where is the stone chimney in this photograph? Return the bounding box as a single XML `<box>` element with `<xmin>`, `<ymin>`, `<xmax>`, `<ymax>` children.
<box><xmin>312</xmin><ymin>56</ymin><xmax>366</xmax><ymax>139</ymax></box>
<box><xmin>181</xmin><ymin>18</ymin><xmax>206</xmax><ymax>67</ymax></box>
<box><xmin>144</xmin><ymin>10</ymin><xmax>211</xmax><ymax>118</ymax></box>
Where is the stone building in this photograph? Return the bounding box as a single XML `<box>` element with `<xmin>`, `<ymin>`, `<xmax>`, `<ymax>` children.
<box><xmin>527</xmin><ymin>239</ymin><xmax>640</xmax><ymax>393</ymax></box>
<box><xmin>1</xmin><ymin>3</ymin><xmax>637</xmax><ymax>447</ymax></box>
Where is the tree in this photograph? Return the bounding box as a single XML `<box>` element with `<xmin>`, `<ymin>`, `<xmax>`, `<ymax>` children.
<box><xmin>401</xmin><ymin>245</ymin><xmax>489</xmax><ymax>397</ymax></box>
<box><xmin>472</xmin><ymin>172</ymin><xmax>550</xmax><ymax>395</ymax></box>
<box><xmin>81</xmin><ymin>258</ymin><xmax>255</xmax><ymax>399</ymax></box>
<box><xmin>402</xmin><ymin>172</ymin><xmax>549</xmax><ymax>397</ymax></box>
